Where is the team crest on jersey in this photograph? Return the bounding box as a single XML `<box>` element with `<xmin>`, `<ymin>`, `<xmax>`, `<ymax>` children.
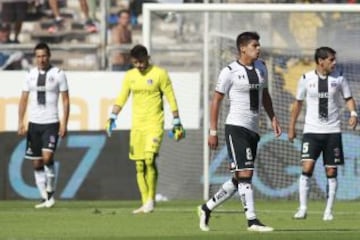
<box><xmin>238</xmin><ymin>74</ymin><xmax>245</xmax><ymax>79</ymax></box>
<box><xmin>331</xmin><ymin>82</ymin><xmax>337</xmax><ymax>87</ymax></box>
<box><xmin>48</xmin><ymin>76</ymin><xmax>54</xmax><ymax>82</ymax></box>
<box><xmin>309</xmin><ymin>83</ymin><xmax>316</xmax><ymax>88</ymax></box>
<box><xmin>147</xmin><ymin>79</ymin><xmax>153</xmax><ymax>85</ymax></box>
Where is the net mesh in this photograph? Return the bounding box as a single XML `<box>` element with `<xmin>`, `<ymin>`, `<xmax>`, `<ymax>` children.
<box><xmin>147</xmin><ymin>6</ymin><xmax>360</xmax><ymax>201</ymax></box>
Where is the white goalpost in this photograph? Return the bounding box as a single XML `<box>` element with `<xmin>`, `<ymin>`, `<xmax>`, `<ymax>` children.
<box><xmin>142</xmin><ymin>3</ymin><xmax>360</xmax><ymax>201</ymax></box>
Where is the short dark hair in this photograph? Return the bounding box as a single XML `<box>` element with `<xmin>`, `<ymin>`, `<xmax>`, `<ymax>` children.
<box><xmin>314</xmin><ymin>46</ymin><xmax>336</xmax><ymax>64</ymax></box>
<box><xmin>34</xmin><ymin>42</ymin><xmax>51</xmax><ymax>56</ymax></box>
<box><xmin>236</xmin><ymin>32</ymin><xmax>260</xmax><ymax>51</ymax></box>
<box><xmin>118</xmin><ymin>9</ymin><xmax>130</xmax><ymax>17</ymax></box>
<box><xmin>130</xmin><ymin>44</ymin><xmax>148</xmax><ymax>59</ymax></box>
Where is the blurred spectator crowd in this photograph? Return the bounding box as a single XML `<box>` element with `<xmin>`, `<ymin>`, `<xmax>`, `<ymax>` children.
<box><xmin>0</xmin><ymin>0</ymin><xmax>359</xmax><ymax>71</ymax></box>
<box><xmin>0</xmin><ymin>0</ymin><xmax>135</xmax><ymax>71</ymax></box>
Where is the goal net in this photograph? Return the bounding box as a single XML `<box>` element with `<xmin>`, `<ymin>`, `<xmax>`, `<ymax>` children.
<box><xmin>143</xmin><ymin>3</ymin><xmax>360</xmax><ymax>201</ymax></box>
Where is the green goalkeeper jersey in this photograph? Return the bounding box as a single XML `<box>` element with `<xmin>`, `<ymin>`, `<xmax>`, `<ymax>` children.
<box><xmin>115</xmin><ymin>65</ymin><xmax>179</xmax><ymax>129</ymax></box>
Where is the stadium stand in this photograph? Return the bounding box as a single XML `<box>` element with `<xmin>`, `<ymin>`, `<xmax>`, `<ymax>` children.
<box><xmin>0</xmin><ymin>0</ymin><xmax>355</xmax><ymax>71</ymax></box>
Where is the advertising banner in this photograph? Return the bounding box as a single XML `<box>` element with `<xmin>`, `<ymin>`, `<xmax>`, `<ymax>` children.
<box><xmin>0</xmin><ymin>71</ymin><xmax>201</xmax><ymax>131</ymax></box>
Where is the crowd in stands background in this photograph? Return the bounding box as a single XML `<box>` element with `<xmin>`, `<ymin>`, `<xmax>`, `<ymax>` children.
<box><xmin>110</xmin><ymin>9</ymin><xmax>133</xmax><ymax>71</ymax></box>
<box><xmin>0</xmin><ymin>22</ymin><xmax>30</xmax><ymax>70</ymax></box>
<box><xmin>0</xmin><ymin>0</ymin><xmax>359</xmax><ymax>71</ymax></box>
<box><xmin>47</xmin><ymin>0</ymin><xmax>98</xmax><ymax>33</ymax></box>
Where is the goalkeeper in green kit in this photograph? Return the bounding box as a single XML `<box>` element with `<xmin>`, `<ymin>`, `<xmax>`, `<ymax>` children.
<box><xmin>106</xmin><ymin>44</ymin><xmax>185</xmax><ymax>214</ymax></box>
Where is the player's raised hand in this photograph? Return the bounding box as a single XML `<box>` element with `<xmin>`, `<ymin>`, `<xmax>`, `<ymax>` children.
<box><xmin>168</xmin><ymin>117</ymin><xmax>185</xmax><ymax>141</ymax></box>
<box><xmin>105</xmin><ymin>113</ymin><xmax>117</xmax><ymax>137</ymax></box>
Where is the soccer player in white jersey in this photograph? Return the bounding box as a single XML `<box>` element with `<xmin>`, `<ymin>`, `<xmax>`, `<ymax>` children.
<box><xmin>288</xmin><ymin>47</ymin><xmax>358</xmax><ymax>221</ymax></box>
<box><xmin>18</xmin><ymin>42</ymin><xmax>70</xmax><ymax>208</ymax></box>
<box><xmin>197</xmin><ymin>32</ymin><xmax>282</xmax><ymax>232</ymax></box>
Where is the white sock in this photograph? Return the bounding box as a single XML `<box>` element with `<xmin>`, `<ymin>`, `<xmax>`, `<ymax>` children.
<box><xmin>34</xmin><ymin>169</ymin><xmax>47</xmax><ymax>200</ymax></box>
<box><xmin>206</xmin><ymin>178</ymin><xmax>237</xmax><ymax>211</ymax></box>
<box><xmin>324</xmin><ymin>178</ymin><xmax>337</xmax><ymax>213</ymax></box>
<box><xmin>238</xmin><ymin>182</ymin><xmax>256</xmax><ymax>220</ymax></box>
<box><xmin>299</xmin><ymin>174</ymin><xmax>310</xmax><ymax>210</ymax></box>
<box><xmin>44</xmin><ymin>164</ymin><xmax>55</xmax><ymax>194</ymax></box>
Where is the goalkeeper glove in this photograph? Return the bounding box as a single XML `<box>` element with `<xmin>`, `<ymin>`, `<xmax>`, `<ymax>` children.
<box><xmin>105</xmin><ymin>113</ymin><xmax>117</xmax><ymax>137</ymax></box>
<box><xmin>168</xmin><ymin>117</ymin><xmax>186</xmax><ymax>141</ymax></box>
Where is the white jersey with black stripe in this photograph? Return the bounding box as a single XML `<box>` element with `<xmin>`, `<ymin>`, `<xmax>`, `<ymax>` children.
<box><xmin>215</xmin><ymin>59</ymin><xmax>268</xmax><ymax>134</ymax></box>
<box><xmin>22</xmin><ymin>66</ymin><xmax>69</xmax><ymax>124</ymax></box>
<box><xmin>296</xmin><ymin>70</ymin><xmax>352</xmax><ymax>133</ymax></box>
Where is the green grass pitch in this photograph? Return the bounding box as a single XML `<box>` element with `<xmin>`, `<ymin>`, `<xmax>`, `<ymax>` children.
<box><xmin>0</xmin><ymin>199</ymin><xmax>359</xmax><ymax>240</ymax></box>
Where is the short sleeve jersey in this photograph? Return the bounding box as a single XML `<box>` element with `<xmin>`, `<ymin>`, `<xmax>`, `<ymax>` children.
<box><xmin>22</xmin><ymin>66</ymin><xmax>69</xmax><ymax>124</ymax></box>
<box><xmin>215</xmin><ymin>59</ymin><xmax>268</xmax><ymax>134</ymax></box>
<box><xmin>115</xmin><ymin>65</ymin><xmax>178</xmax><ymax>129</ymax></box>
<box><xmin>296</xmin><ymin>70</ymin><xmax>352</xmax><ymax>133</ymax></box>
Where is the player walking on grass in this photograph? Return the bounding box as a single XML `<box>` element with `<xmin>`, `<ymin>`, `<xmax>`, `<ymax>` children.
<box><xmin>288</xmin><ymin>46</ymin><xmax>358</xmax><ymax>221</ymax></box>
<box><xmin>18</xmin><ymin>42</ymin><xmax>70</xmax><ymax>208</ymax></box>
<box><xmin>106</xmin><ymin>44</ymin><xmax>185</xmax><ymax>214</ymax></box>
<box><xmin>198</xmin><ymin>32</ymin><xmax>282</xmax><ymax>232</ymax></box>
